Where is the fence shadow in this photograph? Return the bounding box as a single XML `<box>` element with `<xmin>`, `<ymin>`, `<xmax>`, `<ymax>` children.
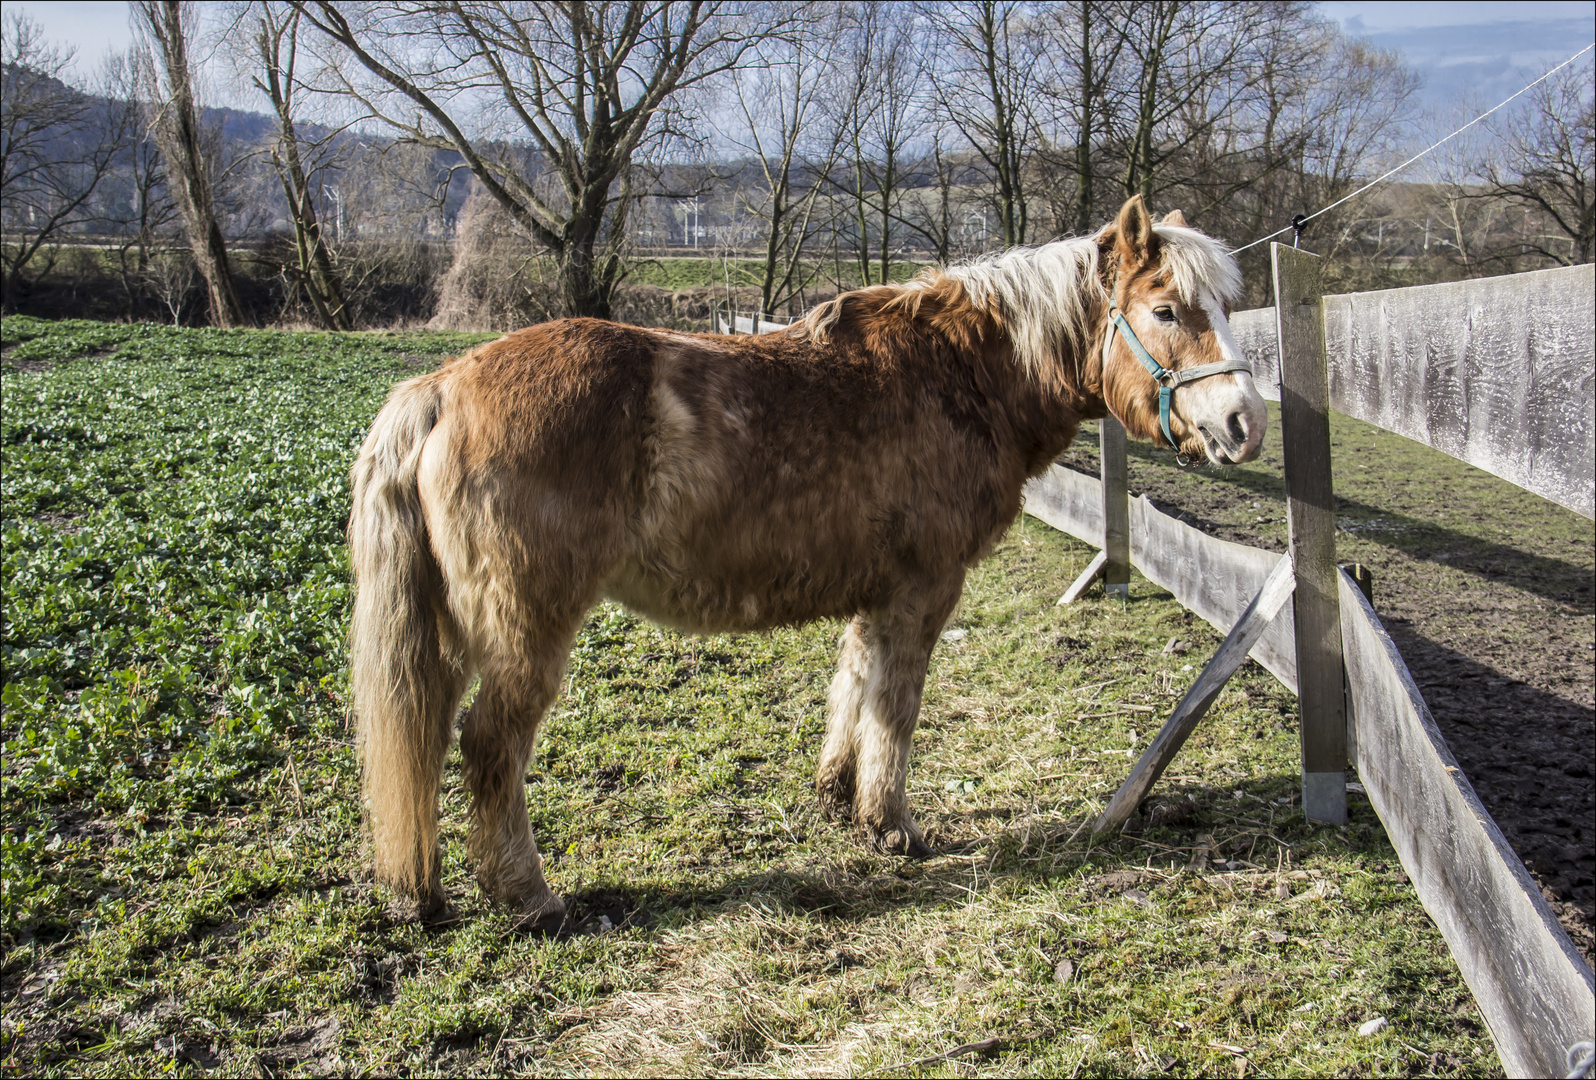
<box><xmin>527</xmin><ymin>774</ymin><xmax>1394</xmax><ymax>942</ymax></box>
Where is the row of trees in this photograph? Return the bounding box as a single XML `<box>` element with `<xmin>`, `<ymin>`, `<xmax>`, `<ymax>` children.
<box><xmin>3</xmin><ymin>1</ymin><xmax>1591</xmax><ymax>328</ymax></box>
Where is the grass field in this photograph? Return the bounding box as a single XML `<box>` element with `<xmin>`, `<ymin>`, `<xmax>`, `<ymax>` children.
<box><xmin>1</xmin><ymin>318</ymin><xmax>1499</xmax><ymax>1077</ymax></box>
<box><xmin>626</xmin><ymin>257</ymin><xmax>925</xmax><ymax>292</ymax></box>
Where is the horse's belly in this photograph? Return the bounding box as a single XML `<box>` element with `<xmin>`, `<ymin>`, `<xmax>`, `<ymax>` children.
<box><xmin>601</xmin><ymin>546</ymin><xmax>865</xmax><ymax>634</ymax></box>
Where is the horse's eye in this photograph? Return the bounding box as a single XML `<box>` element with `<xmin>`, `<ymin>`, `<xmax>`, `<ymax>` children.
<box><xmin>1153</xmin><ymin>306</ymin><xmax>1176</xmax><ymax>323</ymax></box>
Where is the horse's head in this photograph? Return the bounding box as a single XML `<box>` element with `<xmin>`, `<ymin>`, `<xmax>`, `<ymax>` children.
<box><xmin>1095</xmin><ymin>196</ymin><xmax>1266</xmax><ymax>465</ymax></box>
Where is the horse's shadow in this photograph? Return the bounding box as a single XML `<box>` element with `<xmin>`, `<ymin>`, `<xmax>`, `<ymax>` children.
<box><xmin>418</xmin><ymin>773</ymin><xmax>1386</xmax><ymax>942</ymax></box>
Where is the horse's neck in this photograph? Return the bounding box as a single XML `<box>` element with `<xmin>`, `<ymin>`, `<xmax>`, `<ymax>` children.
<box><xmin>975</xmin><ymin>326</ymin><xmax>1103</xmax><ymax>476</ymax></box>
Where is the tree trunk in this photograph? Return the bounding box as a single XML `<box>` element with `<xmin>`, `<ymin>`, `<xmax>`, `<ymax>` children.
<box><xmin>259</xmin><ymin>9</ymin><xmax>351</xmax><ymax>331</ymax></box>
<box><xmin>877</xmin><ymin>150</ymin><xmax>895</xmax><ymax>284</ymax></box>
<box><xmin>934</xmin><ymin>136</ymin><xmax>954</xmax><ymax>263</ymax></box>
<box><xmin>559</xmin><ymin>212</ymin><xmax>611</xmax><ymax>320</ymax></box>
<box><xmin>1073</xmin><ymin>0</ymin><xmax>1095</xmax><ymax>234</ymax></box>
<box><xmin>139</xmin><ymin>0</ymin><xmax>247</xmax><ymax>328</ymax></box>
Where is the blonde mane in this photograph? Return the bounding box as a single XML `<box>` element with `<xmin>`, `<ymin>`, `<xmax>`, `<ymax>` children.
<box><xmin>793</xmin><ymin>223</ymin><xmax>1243</xmax><ymax>381</ymax></box>
<box><xmin>1148</xmin><ymin>223</ymin><xmax>1245</xmax><ymax>311</ymax></box>
<box><xmin>935</xmin><ymin>238</ymin><xmax>1100</xmax><ymax>377</ymax></box>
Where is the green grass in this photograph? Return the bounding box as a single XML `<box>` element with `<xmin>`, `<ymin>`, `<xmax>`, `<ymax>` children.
<box><xmin>1</xmin><ymin>318</ymin><xmax>1497</xmax><ymax>1076</ymax></box>
<box><xmin>626</xmin><ymin>257</ymin><xmax>925</xmax><ymax>292</ymax></box>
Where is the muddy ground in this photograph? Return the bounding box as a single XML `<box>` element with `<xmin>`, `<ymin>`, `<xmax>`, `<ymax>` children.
<box><xmin>1058</xmin><ymin>414</ymin><xmax>1596</xmax><ymax>967</ymax></box>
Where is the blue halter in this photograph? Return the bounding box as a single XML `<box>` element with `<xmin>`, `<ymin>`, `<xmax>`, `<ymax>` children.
<box><xmin>1101</xmin><ymin>307</ymin><xmax>1253</xmax><ymax>451</ymax></box>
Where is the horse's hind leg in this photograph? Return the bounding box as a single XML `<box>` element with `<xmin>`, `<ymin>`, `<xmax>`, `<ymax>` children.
<box><xmin>459</xmin><ymin>636</ymin><xmax>576</xmax><ymax>932</ymax></box>
<box><xmin>817</xmin><ymin>617</ymin><xmax>869</xmax><ymax>820</ymax></box>
<box><xmin>850</xmin><ymin>576</ymin><xmax>964</xmax><ymax>858</ymax></box>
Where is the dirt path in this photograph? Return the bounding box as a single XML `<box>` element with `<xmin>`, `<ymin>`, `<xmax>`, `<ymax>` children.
<box><xmin>1058</xmin><ymin>411</ymin><xmax>1596</xmax><ymax>967</ymax></box>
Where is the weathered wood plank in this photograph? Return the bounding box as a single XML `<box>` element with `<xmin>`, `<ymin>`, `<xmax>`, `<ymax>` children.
<box><xmin>1274</xmin><ymin>243</ymin><xmax>1348</xmax><ymax>826</ymax></box>
<box><xmin>1327</xmin><ymin>263</ymin><xmax>1594</xmax><ymax>519</ymax></box>
<box><xmin>1339</xmin><ymin>569</ymin><xmax>1596</xmax><ymax>1078</ymax></box>
<box><xmin>1058</xmin><ymin>550</ymin><xmax>1108</xmax><ymax>605</ymax></box>
<box><xmin>1232</xmin><ymin>264</ymin><xmax>1595</xmax><ymax>519</ymax></box>
<box><xmin>1101</xmin><ymin>417</ymin><xmax>1131</xmax><ymax>599</ymax></box>
<box><xmin>1125</xmin><ymin>492</ymin><xmax>1299</xmax><ymax>692</ymax></box>
<box><xmin>1094</xmin><ymin>554</ymin><xmax>1295</xmax><ymax>833</ymax></box>
<box><xmin>1023</xmin><ymin>464</ymin><xmax>1104</xmax><ymax>548</ymax></box>
<box><xmin>715</xmin><ymin>312</ymin><xmax>791</xmax><ymax>334</ymax></box>
<box><xmin>1230</xmin><ymin>306</ymin><xmax>1281</xmax><ymax>401</ymax></box>
<box><xmin>1023</xmin><ymin>466</ymin><xmax>1299</xmax><ymax>692</ymax></box>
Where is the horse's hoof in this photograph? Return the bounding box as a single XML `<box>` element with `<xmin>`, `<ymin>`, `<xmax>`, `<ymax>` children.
<box><xmin>509</xmin><ymin>893</ymin><xmax>567</xmax><ymax>937</ymax></box>
<box><xmin>390</xmin><ymin>890</ymin><xmax>460</xmax><ymax>927</ymax></box>
<box><xmin>868</xmin><ymin>825</ymin><xmax>939</xmax><ymax>860</ymax></box>
<box><xmin>817</xmin><ymin>789</ymin><xmax>855</xmax><ymax>821</ymax></box>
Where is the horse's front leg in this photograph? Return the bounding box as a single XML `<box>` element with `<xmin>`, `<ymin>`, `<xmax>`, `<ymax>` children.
<box><xmin>816</xmin><ymin>616</ymin><xmax>869</xmax><ymax>821</ymax></box>
<box><xmin>844</xmin><ymin>575</ymin><xmax>965</xmax><ymax>858</ymax></box>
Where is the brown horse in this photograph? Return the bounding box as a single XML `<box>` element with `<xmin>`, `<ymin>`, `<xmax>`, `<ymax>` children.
<box><xmin>347</xmin><ymin>195</ymin><xmax>1266</xmax><ymax>927</ymax></box>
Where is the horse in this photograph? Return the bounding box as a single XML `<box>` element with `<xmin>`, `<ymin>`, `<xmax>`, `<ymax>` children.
<box><xmin>347</xmin><ymin>195</ymin><xmax>1266</xmax><ymax>929</ymax></box>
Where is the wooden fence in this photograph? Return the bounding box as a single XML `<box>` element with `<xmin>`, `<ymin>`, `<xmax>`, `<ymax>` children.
<box><xmin>1023</xmin><ymin>253</ymin><xmax>1595</xmax><ymax>1077</ymax></box>
<box><xmin>712</xmin><ymin>309</ymin><xmax>792</xmax><ymax>335</ymax></box>
<box><xmin>1230</xmin><ymin>262</ymin><xmax>1594</xmax><ymax>520</ymax></box>
<box><xmin>1023</xmin><ymin>463</ymin><xmax>1297</xmax><ymax>689</ymax></box>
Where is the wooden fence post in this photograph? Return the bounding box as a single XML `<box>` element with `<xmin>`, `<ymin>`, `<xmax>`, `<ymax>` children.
<box><xmin>1100</xmin><ymin>417</ymin><xmax>1130</xmax><ymax>600</ymax></box>
<box><xmin>1272</xmin><ymin>243</ymin><xmax>1348</xmax><ymax>826</ymax></box>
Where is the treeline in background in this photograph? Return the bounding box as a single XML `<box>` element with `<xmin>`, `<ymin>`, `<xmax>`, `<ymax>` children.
<box><xmin>3</xmin><ymin>1</ymin><xmax>1591</xmax><ymax>333</ymax></box>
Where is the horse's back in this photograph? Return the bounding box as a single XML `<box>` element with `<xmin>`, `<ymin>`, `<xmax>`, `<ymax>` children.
<box><xmin>418</xmin><ymin>316</ymin><xmax>1027</xmax><ymax>634</ymax></box>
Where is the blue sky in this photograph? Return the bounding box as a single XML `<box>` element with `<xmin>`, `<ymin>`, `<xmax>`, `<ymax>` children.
<box><xmin>8</xmin><ymin>0</ymin><xmax>1595</xmax><ymax>119</ymax></box>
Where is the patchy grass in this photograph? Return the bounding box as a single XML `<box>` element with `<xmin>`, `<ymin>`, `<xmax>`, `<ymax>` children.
<box><xmin>2</xmin><ymin>318</ymin><xmax>1496</xmax><ymax>1077</ymax></box>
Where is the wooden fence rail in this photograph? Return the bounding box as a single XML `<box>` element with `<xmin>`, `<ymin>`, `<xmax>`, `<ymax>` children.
<box><xmin>1338</xmin><ymin>570</ymin><xmax>1595</xmax><ymax>1079</ymax></box>
<box><xmin>1231</xmin><ymin>262</ymin><xmax>1595</xmax><ymax>520</ymax></box>
<box><xmin>1024</xmin><ymin>464</ymin><xmax>1298</xmax><ymax>689</ymax></box>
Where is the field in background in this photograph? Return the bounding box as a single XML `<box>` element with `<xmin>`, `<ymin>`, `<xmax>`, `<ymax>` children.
<box><xmin>1</xmin><ymin>320</ymin><xmax>1496</xmax><ymax>1076</ymax></box>
<box><xmin>626</xmin><ymin>256</ymin><xmax>927</xmax><ymax>293</ymax></box>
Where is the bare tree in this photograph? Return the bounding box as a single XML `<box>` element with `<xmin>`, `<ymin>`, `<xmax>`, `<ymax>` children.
<box><xmin>1099</xmin><ymin>2</ymin><xmax>1272</xmax><ymax>206</ymax></box>
<box><xmin>101</xmin><ymin>51</ymin><xmax>183</xmax><ymax>318</ymax></box>
<box><xmin>1269</xmin><ymin>33</ymin><xmax>1418</xmax><ymax>273</ymax></box>
<box><xmin>830</xmin><ymin>2</ymin><xmax>930</xmax><ymax>284</ymax></box>
<box><xmin>923</xmin><ymin>0</ymin><xmax>1042</xmax><ymax>249</ymax></box>
<box><xmin>727</xmin><ymin>13</ymin><xmax>842</xmax><ymax>316</ymax></box>
<box><xmin>1119</xmin><ymin>6</ymin><xmax>1416</xmax><ymax>299</ymax></box>
<box><xmin>249</xmin><ymin>1</ymin><xmax>352</xmax><ymax>328</ymax></box>
<box><xmin>0</xmin><ymin>13</ymin><xmax>131</xmax><ymax>312</ymax></box>
<box><xmin>1480</xmin><ymin>56</ymin><xmax>1594</xmax><ymax>265</ymax></box>
<box><xmin>134</xmin><ymin>0</ymin><xmax>249</xmax><ymax>326</ymax></box>
<box><xmin>1025</xmin><ymin>0</ymin><xmax>1127</xmax><ymax>236</ymax></box>
<box><xmin>301</xmin><ymin>0</ymin><xmax>767</xmax><ymax>320</ymax></box>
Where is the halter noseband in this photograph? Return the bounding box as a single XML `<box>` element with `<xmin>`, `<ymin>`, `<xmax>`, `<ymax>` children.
<box><xmin>1101</xmin><ymin>307</ymin><xmax>1253</xmax><ymax>451</ymax></box>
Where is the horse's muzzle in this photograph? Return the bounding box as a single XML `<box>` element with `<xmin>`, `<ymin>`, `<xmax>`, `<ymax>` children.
<box><xmin>1199</xmin><ymin>405</ymin><xmax>1264</xmax><ymax>465</ymax></box>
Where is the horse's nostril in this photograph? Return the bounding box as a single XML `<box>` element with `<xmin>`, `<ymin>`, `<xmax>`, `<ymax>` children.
<box><xmin>1227</xmin><ymin>413</ymin><xmax>1248</xmax><ymax>445</ymax></box>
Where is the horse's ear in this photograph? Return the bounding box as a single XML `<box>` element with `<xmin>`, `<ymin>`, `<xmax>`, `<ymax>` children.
<box><xmin>1161</xmin><ymin>209</ymin><xmax>1188</xmax><ymax>227</ymax></box>
<box><xmin>1113</xmin><ymin>195</ymin><xmax>1156</xmax><ymax>269</ymax></box>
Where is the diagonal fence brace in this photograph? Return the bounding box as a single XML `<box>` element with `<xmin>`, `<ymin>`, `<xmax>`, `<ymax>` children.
<box><xmin>1093</xmin><ymin>553</ymin><xmax>1297</xmax><ymax>833</ymax></box>
<box><xmin>1057</xmin><ymin>550</ymin><xmax>1109</xmax><ymax>605</ymax></box>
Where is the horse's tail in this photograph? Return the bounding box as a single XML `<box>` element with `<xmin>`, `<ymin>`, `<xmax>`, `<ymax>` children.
<box><xmin>348</xmin><ymin>371</ymin><xmax>458</xmax><ymax>903</ymax></box>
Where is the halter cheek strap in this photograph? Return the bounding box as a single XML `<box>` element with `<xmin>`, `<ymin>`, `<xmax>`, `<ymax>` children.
<box><xmin>1102</xmin><ymin>307</ymin><xmax>1253</xmax><ymax>450</ymax></box>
